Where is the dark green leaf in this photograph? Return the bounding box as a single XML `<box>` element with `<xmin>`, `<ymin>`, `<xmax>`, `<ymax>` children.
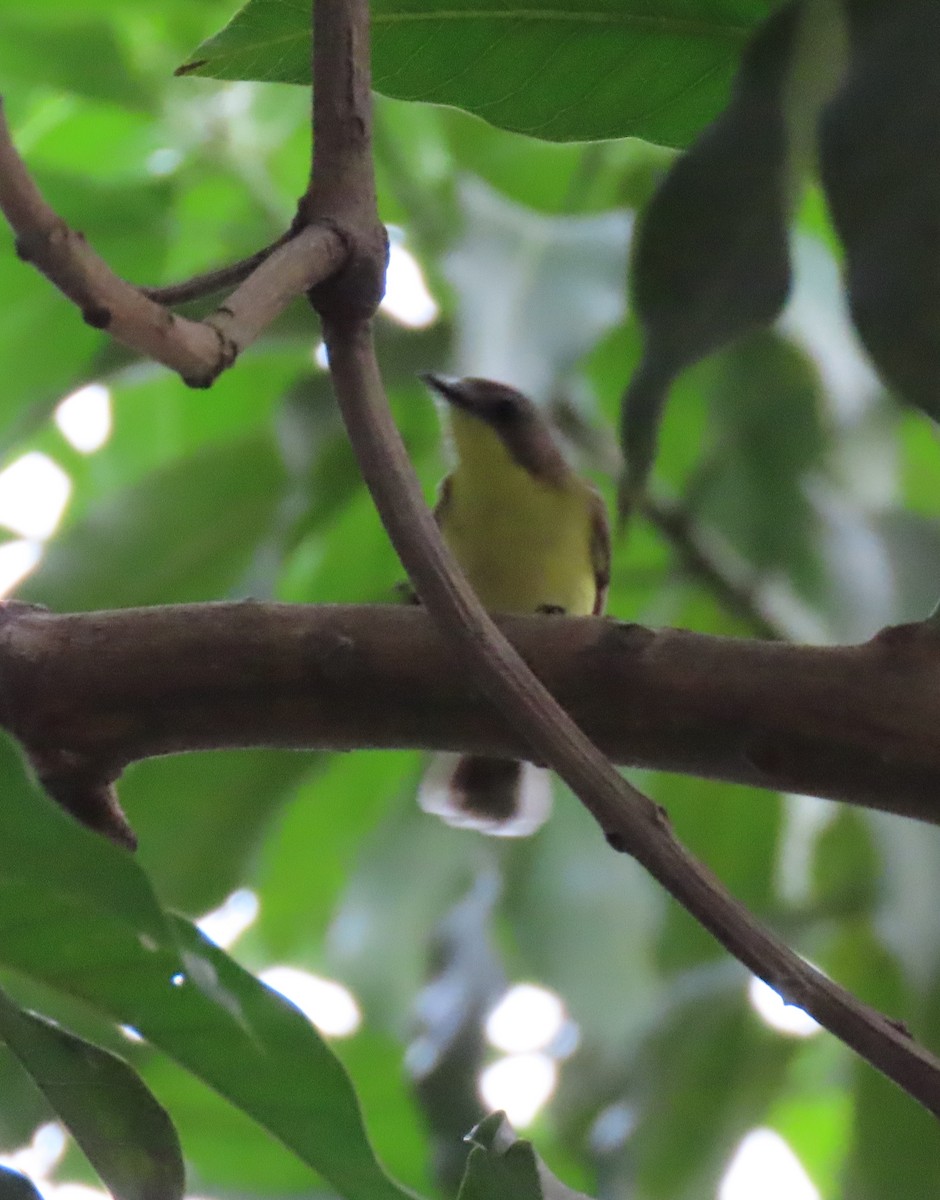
<box><xmin>0</xmin><ymin>985</ymin><xmax>184</xmax><ymax>1200</ymax></box>
<box><xmin>459</xmin><ymin>1115</ymin><xmax>542</xmax><ymax>1200</ymax></box>
<box><xmin>180</xmin><ymin>0</ymin><xmax>778</xmax><ymax>146</ymax></box>
<box><xmin>699</xmin><ymin>331</ymin><xmax>826</xmax><ymax>585</ymax></box>
<box><xmin>620</xmin><ymin>3</ymin><xmax>800</xmax><ymax>518</ymax></box>
<box><xmin>460</xmin><ymin>1114</ymin><xmax>592</xmax><ymax>1200</ymax></box>
<box><xmin>0</xmin><ymin>736</ymin><xmax>419</xmax><ymax>1200</ymax></box>
<box><xmin>0</xmin><ymin>1046</ymin><xmax>51</xmax><ymax>1149</ymax></box>
<box><xmin>820</xmin><ymin>0</ymin><xmax>940</xmax><ymax>423</ymax></box>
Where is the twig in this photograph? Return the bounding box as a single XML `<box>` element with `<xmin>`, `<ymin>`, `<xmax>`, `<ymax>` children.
<box><xmin>0</xmin><ymin>98</ymin><xmax>345</xmax><ymax>386</ymax></box>
<box><xmin>309</xmin><ymin>0</ymin><xmax>940</xmax><ymax>1119</ymax></box>
<box><xmin>141</xmin><ymin>233</ymin><xmax>294</xmax><ymax>305</ymax></box>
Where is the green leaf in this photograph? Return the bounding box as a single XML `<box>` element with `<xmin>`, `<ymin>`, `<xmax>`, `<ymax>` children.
<box><xmin>165</xmin><ymin>917</ymin><xmax>421</xmax><ymax>1200</ymax></box>
<box><xmin>699</xmin><ymin>331</ymin><xmax>826</xmax><ymax>586</ymax></box>
<box><xmin>820</xmin><ymin>1</ymin><xmax>940</xmax><ymax>424</ymax></box>
<box><xmin>0</xmin><ymin>1045</ymin><xmax>51</xmax><ymax>1149</ymax></box>
<box><xmin>459</xmin><ymin>1115</ymin><xmax>541</xmax><ymax>1200</ymax></box>
<box><xmin>0</xmin><ymin>985</ymin><xmax>184</xmax><ymax>1200</ymax></box>
<box><xmin>655</xmin><ymin>776</ymin><xmax>781</xmax><ymax>971</ymax></box>
<box><xmin>459</xmin><ymin>1114</ymin><xmax>592</xmax><ymax>1200</ymax></box>
<box><xmin>180</xmin><ymin>0</ymin><xmax>778</xmax><ymax>146</ymax></box>
<box><xmin>126</xmin><ymin>750</ymin><xmax>319</xmax><ymax>915</ymax></box>
<box><xmin>620</xmin><ymin>2</ymin><xmax>798</xmax><ymax>516</ymax></box>
<box><xmin>0</xmin><ymin>735</ymin><xmax>420</xmax><ymax>1200</ymax></box>
<box><xmin>252</xmin><ymin>750</ymin><xmax>416</xmax><ymax>959</ymax></box>
<box><xmin>846</xmin><ymin>1059</ymin><xmax>940</xmax><ymax>1200</ymax></box>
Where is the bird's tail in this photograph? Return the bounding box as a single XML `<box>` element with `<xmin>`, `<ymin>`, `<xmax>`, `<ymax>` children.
<box><xmin>418</xmin><ymin>753</ymin><xmax>552</xmax><ymax>837</ymax></box>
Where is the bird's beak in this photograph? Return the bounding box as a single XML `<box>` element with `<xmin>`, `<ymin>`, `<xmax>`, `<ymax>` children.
<box><xmin>419</xmin><ymin>372</ymin><xmax>469</xmax><ymax>410</ymax></box>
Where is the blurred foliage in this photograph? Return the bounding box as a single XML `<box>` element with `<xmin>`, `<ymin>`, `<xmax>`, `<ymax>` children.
<box><xmin>0</xmin><ymin>1</ymin><xmax>940</xmax><ymax>1199</ymax></box>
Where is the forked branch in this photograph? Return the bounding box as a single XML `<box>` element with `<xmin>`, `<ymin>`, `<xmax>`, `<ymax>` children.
<box><xmin>0</xmin><ymin>100</ymin><xmax>345</xmax><ymax>386</ymax></box>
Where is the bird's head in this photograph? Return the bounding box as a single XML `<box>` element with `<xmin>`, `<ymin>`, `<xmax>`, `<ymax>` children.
<box><xmin>420</xmin><ymin>374</ymin><xmax>534</xmax><ymax>431</ymax></box>
<box><xmin>420</xmin><ymin>373</ymin><xmax>568</xmax><ymax>484</ymax></box>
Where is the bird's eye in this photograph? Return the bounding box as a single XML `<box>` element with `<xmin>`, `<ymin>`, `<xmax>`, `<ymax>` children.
<box><xmin>491</xmin><ymin>397</ymin><xmax>518</xmax><ymax>422</ymax></box>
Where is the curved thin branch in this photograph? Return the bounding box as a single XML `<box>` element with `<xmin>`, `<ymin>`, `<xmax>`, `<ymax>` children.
<box><xmin>0</xmin><ymin>99</ymin><xmax>345</xmax><ymax>387</ymax></box>
<box><xmin>310</xmin><ymin>0</ymin><xmax>940</xmax><ymax>1119</ymax></box>
<box><xmin>140</xmin><ymin>233</ymin><xmax>294</xmax><ymax>305</ymax></box>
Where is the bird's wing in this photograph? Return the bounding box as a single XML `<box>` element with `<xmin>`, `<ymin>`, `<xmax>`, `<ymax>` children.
<box><xmin>589</xmin><ymin>488</ymin><xmax>611</xmax><ymax>615</ymax></box>
<box><xmin>432</xmin><ymin>472</ymin><xmax>453</xmax><ymax>528</ymax></box>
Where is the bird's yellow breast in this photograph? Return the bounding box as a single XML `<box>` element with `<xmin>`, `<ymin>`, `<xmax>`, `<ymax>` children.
<box><xmin>440</xmin><ymin>423</ymin><xmax>598</xmax><ymax>616</ymax></box>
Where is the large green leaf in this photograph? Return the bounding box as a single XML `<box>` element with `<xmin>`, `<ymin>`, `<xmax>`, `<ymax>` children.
<box><xmin>0</xmin><ymin>736</ymin><xmax>421</xmax><ymax>1200</ymax></box>
<box><xmin>0</xmin><ymin>985</ymin><xmax>184</xmax><ymax>1200</ymax></box>
<box><xmin>179</xmin><ymin>0</ymin><xmax>779</xmax><ymax>146</ymax></box>
<box><xmin>820</xmin><ymin>1</ymin><xmax>940</xmax><ymax>425</ymax></box>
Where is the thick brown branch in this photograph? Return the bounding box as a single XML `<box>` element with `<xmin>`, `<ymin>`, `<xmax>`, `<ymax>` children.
<box><xmin>0</xmin><ymin>98</ymin><xmax>344</xmax><ymax>386</ymax></box>
<box><xmin>2</xmin><ymin>602</ymin><xmax>940</xmax><ymax>827</ymax></box>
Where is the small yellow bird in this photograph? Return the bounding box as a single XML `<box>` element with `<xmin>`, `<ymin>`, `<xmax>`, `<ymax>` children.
<box><xmin>419</xmin><ymin>373</ymin><xmax>610</xmax><ymax>836</ymax></box>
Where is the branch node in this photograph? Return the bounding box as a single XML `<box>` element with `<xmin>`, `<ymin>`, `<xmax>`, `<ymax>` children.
<box><xmin>306</xmin><ymin>217</ymin><xmax>388</xmax><ymax>326</ymax></box>
<box><xmin>31</xmin><ymin>749</ymin><xmax>135</xmax><ymax>851</ymax></box>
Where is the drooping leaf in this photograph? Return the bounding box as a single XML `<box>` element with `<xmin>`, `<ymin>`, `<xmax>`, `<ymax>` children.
<box><xmin>619</xmin><ymin>2</ymin><xmax>801</xmax><ymax>518</ymax></box>
<box><xmin>179</xmin><ymin>1</ymin><xmax>781</xmax><ymax>146</ymax></box>
<box><xmin>820</xmin><ymin>0</ymin><xmax>940</xmax><ymax>423</ymax></box>
<box><xmin>0</xmin><ymin>985</ymin><xmax>184</xmax><ymax>1200</ymax></box>
<box><xmin>0</xmin><ymin>735</ymin><xmax>420</xmax><ymax>1200</ymax></box>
